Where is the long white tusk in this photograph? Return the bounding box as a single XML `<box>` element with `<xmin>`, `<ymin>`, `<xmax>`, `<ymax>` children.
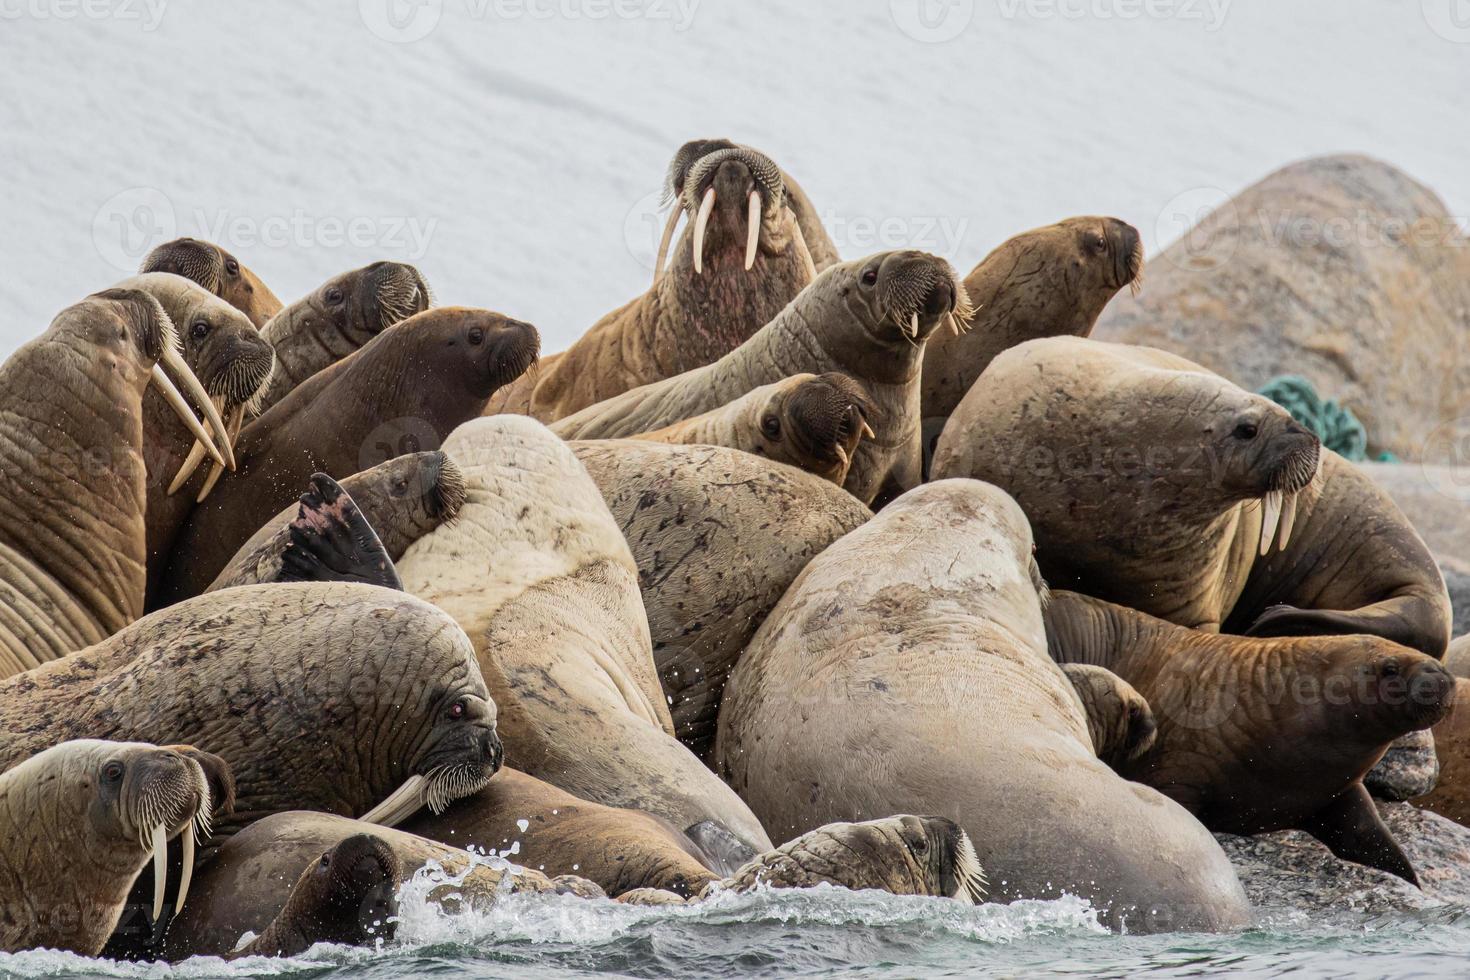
<box><xmin>359</xmin><ymin>775</ymin><xmax>427</xmax><ymax>828</ymax></box>
<box><xmin>692</xmin><ymin>186</ymin><xmax>716</xmax><ymax>275</ymax></box>
<box><xmin>834</xmin><ymin>444</ymin><xmax>848</xmax><ymax>467</ymax></box>
<box><xmin>652</xmin><ymin>206</ymin><xmax>683</xmax><ymax>285</ymax></box>
<box><xmin>744</xmin><ymin>191</ymin><xmax>761</xmax><ymax>271</ymax></box>
<box><xmin>151</xmin><ymin>366</ymin><xmax>225</xmax><ymax>469</ymax></box>
<box><xmin>160</xmin><ymin>347</ymin><xmax>235</xmax><ymax>470</ymax></box>
<box><xmin>193</xmin><ymin>405</ymin><xmax>243</xmax><ymax>504</ymax></box>
<box><xmin>909</xmin><ymin>312</ymin><xmax>920</xmax><ymax>338</ymax></box>
<box><xmin>1259</xmin><ymin>490</ymin><xmax>1282</xmax><ymax>557</ymax></box>
<box><xmin>150</xmin><ymin>822</ymin><xmax>168</xmax><ymax>922</ymax></box>
<box><xmin>1277</xmin><ymin>492</ymin><xmax>1298</xmax><ymax>551</ymax></box>
<box><xmin>175</xmin><ymin>823</ymin><xmax>195</xmax><ymax>918</ymax></box>
<box><xmin>790</xmin><ymin>216</ymin><xmax>819</xmax><ymax>280</ymax></box>
<box><xmin>168</xmin><ymin>439</ymin><xmax>209</xmax><ymax>496</ymax></box>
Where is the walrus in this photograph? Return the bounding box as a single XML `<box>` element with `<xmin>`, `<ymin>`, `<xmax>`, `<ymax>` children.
<box><xmin>0</xmin><ymin>288</ymin><xmax>226</xmax><ymax>679</ymax></box>
<box><xmin>112</xmin><ymin>273</ymin><xmax>277</xmax><ymax>605</ymax></box>
<box><xmin>933</xmin><ymin>337</ymin><xmax>1452</xmax><ymax>658</ymax></box>
<box><xmin>162</xmin><ymin>811</ymin><xmax>597</xmax><ymax>959</ymax></box>
<box><xmin>919</xmin><ymin>216</ymin><xmax>1143</xmax><ymax>463</ymax></box>
<box><xmin>1058</xmin><ymin>663</ymin><xmax>1157</xmax><ymax>771</ymax></box>
<box><xmin>716</xmin><ymin>816</ymin><xmax>987</xmax><ymax>904</ymax></box>
<box><xmin>490</xmin><ymin>139</ymin><xmax>837</xmax><ymax>420</ymax></box>
<box><xmin>1046</xmin><ymin>590</ymin><xmax>1454</xmax><ymax>883</ymax></box>
<box><xmin>631</xmin><ymin>372</ymin><xmax>873</xmax><ymax>485</ymax></box>
<box><xmin>0</xmin><ymin>583</ymin><xmax>501</xmax><ymax>848</ymax></box>
<box><xmin>571</xmin><ymin>440</ymin><xmax>872</xmax><ymax>757</ymax></box>
<box><xmin>715</xmin><ymin>479</ymin><xmax>1250</xmax><ymax>932</ymax></box>
<box><xmin>402</xmin><ymin>767</ymin><xmax>720</xmax><ymax>898</ymax></box>
<box><xmin>396</xmin><ymin>417</ymin><xmax>772</xmax><ymax>871</ymax></box>
<box><xmin>0</xmin><ymin>740</ymin><xmax>216</xmax><ymax>956</ymax></box>
<box><xmin>1094</xmin><ymin>155</ymin><xmax>1470</xmax><ymax>462</ymax></box>
<box><xmin>158</xmin><ymin>307</ymin><xmax>539</xmax><ymax>603</ymax></box>
<box><xmin>141</xmin><ymin>237</ymin><xmax>283</xmax><ymax>329</ymax></box>
<box><xmin>225</xmin><ymin>834</ymin><xmax>400</xmax><ymax>958</ymax></box>
<box><xmin>208</xmin><ymin>452</ymin><xmax>466</xmax><ymax>593</ymax></box>
<box><xmin>256</xmin><ymin>261</ymin><xmax>432</xmax><ymax>413</ymax></box>
<box><xmin>553</xmin><ymin>251</ymin><xmax>970</xmax><ymax>505</ymax></box>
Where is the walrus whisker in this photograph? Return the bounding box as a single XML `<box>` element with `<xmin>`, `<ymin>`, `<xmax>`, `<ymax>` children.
<box><xmin>653</xmin><ymin>205</ymin><xmax>684</xmax><ymax>285</ymax></box>
<box><xmin>745</xmin><ymin>191</ymin><xmax>762</xmax><ymax>271</ymax></box>
<box><xmin>692</xmin><ymin>186</ymin><xmax>716</xmax><ymax>275</ymax></box>
<box><xmin>954</xmin><ymin>831</ymin><xmax>988</xmax><ymax>903</ymax></box>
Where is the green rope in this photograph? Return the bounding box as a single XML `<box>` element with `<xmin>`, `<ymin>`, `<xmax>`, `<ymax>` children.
<box><xmin>1256</xmin><ymin>375</ymin><xmax>1396</xmax><ymax>463</ymax></box>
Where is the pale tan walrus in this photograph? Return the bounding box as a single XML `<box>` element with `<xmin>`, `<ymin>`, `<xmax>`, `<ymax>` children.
<box><xmin>715</xmin><ymin>479</ymin><xmax>1250</xmax><ymax>932</ymax></box>
<box><xmin>396</xmin><ymin>416</ymin><xmax>773</xmax><ymax>872</ymax></box>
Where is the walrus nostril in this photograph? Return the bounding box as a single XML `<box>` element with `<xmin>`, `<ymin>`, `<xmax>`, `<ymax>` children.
<box><xmin>1410</xmin><ymin>666</ymin><xmax>1454</xmax><ymax>714</ymax></box>
<box><xmin>923</xmin><ymin>279</ymin><xmax>955</xmax><ymax>317</ymax></box>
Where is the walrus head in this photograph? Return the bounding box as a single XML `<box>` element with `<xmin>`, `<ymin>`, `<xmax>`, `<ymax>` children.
<box><xmin>755</xmin><ymin>373</ymin><xmax>875</xmax><ymax>483</ymax></box>
<box><xmin>140</xmin><ymin>237</ymin><xmax>282</xmax><ymax>328</ymax></box>
<box><xmin>1335</xmin><ymin>640</ymin><xmax>1456</xmax><ymax>739</ymax></box>
<box><xmin>839</xmin><ymin>250</ymin><xmax>974</xmax><ymax>351</ymax></box>
<box><xmin>243</xmin><ymin>834</ymin><xmax>400</xmax><ymax>956</ymax></box>
<box><xmin>655</xmin><ymin>139</ymin><xmax>816</xmax><ymax>282</ymax></box>
<box><xmin>1206</xmin><ymin>392</ymin><xmax>1322</xmax><ymax>556</ymax></box>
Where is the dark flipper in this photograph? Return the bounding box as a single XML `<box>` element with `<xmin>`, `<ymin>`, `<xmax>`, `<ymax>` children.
<box><xmin>1302</xmin><ymin>783</ymin><xmax>1419</xmax><ymax>886</ymax></box>
<box><xmin>279</xmin><ymin>473</ymin><xmax>403</xmax><ymax>591</ymax></box>
<box><xmin>1246</xmin><ymin>602</ymin><xmax>1447</xmax><ymax>660</ymax></box>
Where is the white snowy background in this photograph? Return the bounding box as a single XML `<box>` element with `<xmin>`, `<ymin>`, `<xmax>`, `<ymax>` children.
<box><xmin>1</xmin><ymin>0</ymin><xmax>1466</xmax><ymax>357</ymax></box>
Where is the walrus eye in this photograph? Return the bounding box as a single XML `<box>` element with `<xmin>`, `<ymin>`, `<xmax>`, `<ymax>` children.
<box><xmin>191</xmin><ymin>320</ymin><xmax>211</xmax><ymax>340</ymax></box>
<box><xmin>1233</xmin><ymin>422</ymin><xmax>1259</xmax><ymax>441</ymax></box>
<box><xmin>861</xmin><ymin>269</ymin><xmax>879</xmax><ymax>286</ymax></box>
<box><xmin>1381</xmin><ymin>661</ymin><xmax>1401</xmax><ymax>678</ymax></box>
<box><xmin>761</xmin><ymin>415</ymin><xmax>781</xmax><ymax>439</ymax></box>
<box><xmin>468</xmin><ymin>327</ymin><xmax>485</xmax><ymax>346</ymax></box>
<box><xmin>448</xmin><ymin>699</ymin><xmax>467</xmax><ymax>720</ymax></box>
<box><xmin>224</xmin><ymin>259</ymin><xmax>240</xmax><ymax>277</ymax></box>
<box><xmin>102</xmin><ymin>761</ymin><xmax>125</xmax><ymax>783</ymax></box>
<box><xmin>319</xmin><ymin>852</ymin><xmax>332</xmax><ymax>868</ymax></box>
<box><xmin>913</xmin><ymin>837</ymin><xmax>928</xmax><ymax>855</ymax></box>
<box><xmin>325</xmin><ymin>287</ymin><xmax>345</xmax><ymax>305</ymax></box>
<box><xmin>1090</xmin><ymin>234</ymin><xmax>1107</xmax><ymax>254</ymax></box>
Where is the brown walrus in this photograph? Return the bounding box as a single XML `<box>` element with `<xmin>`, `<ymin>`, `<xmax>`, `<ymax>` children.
<box><xmin>553</xmin><ymin>251</ymin><xmax>970</xmax><ymax>505</ymax></box>
<box><xmin>0</xmin><ymin>583</ymin><xmax>501</xmax><ymax>850</ymax></box>
<box><xmin>207</xmin><ymin>452</ymin><xmax>466</xmax><ymax>592</ymax></box>
<box><xmin>402</xmin><ymin>767</ymin><xmax>720</xmax><ymax>898</ymax></box>
<box><xmin>140</xmin><ymin>237</ymin><xmax>282</xmax><ymax>328</ymax></box>
<box><xmin>1046</xmin><ymin>590</ymin><xmax>1454</xmax><ymax>883</ymax></box>
<box><xmin>933</xmin><ymin>337</ymin><xmax>1452</xmax><ymax>658</ymax></box>
<box><xmin>919</xmin><ymin>216</ymin><xmax>1143</xmax><ymax>464</ymax></box>
<box><xmin>0</xmin><ymin>288</ymin><xmax>226</xmax><ymax>679</ymax></box>
<box><xmin>396</xmin><ymin>417</ymin><xmax>773</xmax><ymax>871</ymax></box>
<box><xmin>571</xmin><ymin>439</ymin><xmax>872</xmax><ymax>757</ymax></box>
<box><xmin>716</xmin><ymin>479</ymin><xmax>1250</xmax><ymax>932</ymax></box>
<box><xmin>157</xmin><ymin>307</ymin><xmax>539</xmax><ymax>603</ymax></box>
<box><xmin>490</xmin><ymin>139</ymin><xmax>837</xmax><ymax>420</ymax></box>
<box><xmin>0</xmin><ymin>740</ymin><xmax>217</xmax><ymax>956</ymax></box>
<box><xmin>113</xmin><ymin>273</ymin><xmax>277</xmax><ymax>607</ymax></box>
<box><xmin>632</xmin><ymin>372</ymin><xmax>873</xmax><ymax>485</ymax></box>
<box><xmin>1057</xmin><ymin>663</ymin><xmax>1157</xmax><ymax>771</ymax></box>
<box><xmin>256</xmin><ymin>261</ymin><xmax>432</xmax><ymax>413</ymax></box>
<box><xmin>162</xmin><ymin>811</ymin><xmax>596</xmax><ymax>959</ymax></box>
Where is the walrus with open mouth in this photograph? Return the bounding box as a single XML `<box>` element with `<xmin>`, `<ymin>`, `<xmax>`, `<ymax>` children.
<box><xmin>491</xmin><ymin>140</ymin><xmax>836</xmax><ymax>421</ymax></box>
<box><xmin>256</xmin><ymin>261</ymin><xmax>432</xmax><ymax>413</ymax></box>
<box><xmin>1046</xmin><ymin>590</ymin><xmax>1454</xmax><ymax>883</ymax></box>
<box><xmin>0</xmin><ymin>289</ymin><xmax>227</xmax><ymax>679</ymax></box>
<box><xmin>111</xmin><ymin>273</ymin><xmax>277</xmax><ymax>606</ymax></box>
<box><xmin>920</xmin><ymin>217</ymin><xmax>1143</xmax><ymax>465</ymax></box>
<box><xmin>933</xmin><ymin>337</ymin><xmax>1452</xmax><ymax>658</ymax></box>
<box><xmin>157</xmin><ymin>307</ymin><xmax>539</xmax><ymax>603</ymax></box>
<box><xmin>632</xmin><ymin>372</ymin><xmax>874</xmax><ymax>485</ymax></box>
<box><xmin>553</xmin><ymin>251</ymin><xmax>969</xmax><ymax>506</ymax></box>
<box><xmin>141</xmin><ymin>237</ymin><xmax>282</xmax><ymax>329</ymax></box>
<box><xmin>0</xmin><ymin>740</ymin><xmax>220</xmax><ymax>956</ymax></box>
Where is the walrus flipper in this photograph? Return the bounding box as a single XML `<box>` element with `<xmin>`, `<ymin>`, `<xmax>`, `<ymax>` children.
<box><xmin>1246</xmin><ymin>601</ymin><xmax>1449</xmax><ymax>661</ymax></box>
<box><xmin>1302</xmin><ymin>784</ymin><xmax>1419</xmax><ymax>887</ymax></box>
<box><xmin>279</xmin><ymin>474</ymin><xmax>403</xmax><ymax>591</ymax></box>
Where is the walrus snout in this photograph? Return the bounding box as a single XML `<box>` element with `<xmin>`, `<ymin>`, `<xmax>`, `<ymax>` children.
<box><xmin>363</xmin><ymin>261</ymin><xmax>431</xmax><ymax>331</ymax></box>
<box><xmin>477</xmin><ymin>315</ymin><xmax>542</xmax><ymax>395</ymax></box>
<box><xmin>786</xmin><ymin>373</ymin><xmax>874</xmax><ymax>468</ymax></box>
<box><xmin>1404</xmin><ymin>660</ymin><xmax>1455</xmax><ymax>728</ymax></box>
<box><xmin>206</xmin><ymin>329</ymin><xmax>277</xmax><ymax>409</ymax></box>
<box><xmin>141</xmin><ymin>237</ymin><xmax>223</xmax><ymax>290</ymax></box>
<box><xmin>1109</xmin><ymin>219</ymin><xmax>1145</xmax><ymax>293</ymax></box>
<box><xmin>872</xmin><ymin>251</ymin><xmax>971</xmax><ymax>340</ymax></box>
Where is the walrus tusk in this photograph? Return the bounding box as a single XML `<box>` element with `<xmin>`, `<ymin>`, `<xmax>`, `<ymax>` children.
<box><xmin>909</xmin><ymin>312</ymin><xmax>920</xmax><ymax>338</ymax></box>
<box><xmin>1259</xmin><ymin>490</ymin><xmax>1282</xmax><ymax>557</ymax></box>
<box><xmin>744</xmin><ymin>191</ymin><xmax>761</xmax><ymax>271</ymax></box>
<box><xmin>790</xmin><ymin>217</ymin><xmax>818</xmax><ymax>281</ymax></box>
<box><xmin>359</xmin><ymin>775</ymin><xmax>427</xmax><ymax>828</ymax></box>
<box><xmin>652</xmin><ymin>205</ymin><xmax>683</xmax><ymax>285</ymax></box>
<box><xmin>835</xmin><ymin>444</ymin><xmax>848</xmax><ymax>467</ymax></box>
<box><xmin>1277</xmin><ymin>492</ymin><xmax>1298</xmax><ymax>551</ymax></box>
<box><xmin>175</xmin><ymin>822</ymin><xmax>195</xmax><ymax>917</ymax></box>
<box><xmin>193</xmin><ymin>404</ymin><xmax>245</xmax><ymax>504</ymax></box>
<box><xmin>151</xmin><ymin>365</ymin><xmax>226</xmax><ymax>469</ymax></box>
<box><xmin>150</xmin><ymin>822</ymin><xmax>168</xmax><ymax>922</ymax></box>
<box><xmin>692</xmin><ymin>186</ymin><xmax>716</xmax><ymax>275</ymax></box>
<box><xmin>859</xmin><ymin>419</ymin><xmax>876</xmax><ymax>441</ymax></box>
<box><xmin>160</xmin><ymin>347</ymin><xmax>235</xmax><ymax>470</ymax></box>
<box><xmin>168</xmin><ymin>397</ymin><xmax>235</xmax><ymax>495</ymax></box>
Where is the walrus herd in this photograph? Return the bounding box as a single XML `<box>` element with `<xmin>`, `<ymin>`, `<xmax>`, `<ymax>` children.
<box><xmin>1</xmin><ymin>145</ymin><xmax>1467</xmax><ymax>958</ymax></box>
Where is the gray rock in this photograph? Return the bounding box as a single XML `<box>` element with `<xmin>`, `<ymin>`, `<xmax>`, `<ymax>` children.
<box><xmin>1365</xmin><ymin>729</ymin><xmax>1440</xmax><ymax>800</ymax></box>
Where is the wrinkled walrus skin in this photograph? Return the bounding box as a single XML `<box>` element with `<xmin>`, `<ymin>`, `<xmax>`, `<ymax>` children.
<box><xmin>716</xmin><ymin>479</ymin><xmax>1250</xmax><ymax>933</ymax></box>
<box><xmin>396</xmin><ymin>416</ymin><xmax>773</xmax><ymax>872</ymax></box>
